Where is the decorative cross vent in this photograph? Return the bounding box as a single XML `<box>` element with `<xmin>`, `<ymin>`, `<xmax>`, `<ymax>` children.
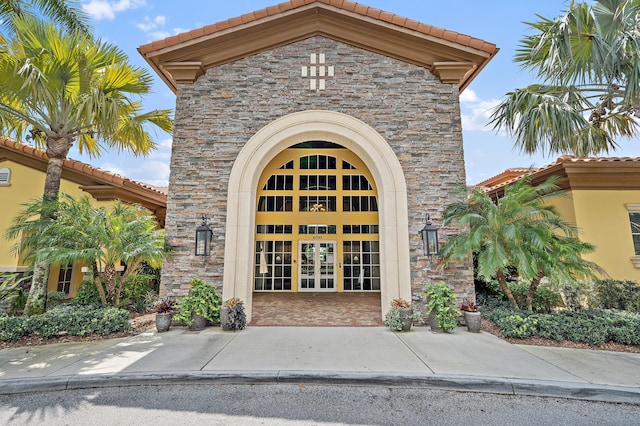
<box><xmin>301</xmin><ymin>53</ymin><xmax>334</xmax><ymax>91</ymax></box>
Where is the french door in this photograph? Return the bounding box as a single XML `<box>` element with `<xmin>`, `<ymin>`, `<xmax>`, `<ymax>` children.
<box><xmin>299</xmin><ymin>241</ymin><xmax>336</xmax><ymax>291</ymax></box>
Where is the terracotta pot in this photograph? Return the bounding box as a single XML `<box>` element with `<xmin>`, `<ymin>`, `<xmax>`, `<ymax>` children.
<box><xmin>463</xmin><ymin>311</ymin><xmax>481</xmax><ymax>333</ymax></box>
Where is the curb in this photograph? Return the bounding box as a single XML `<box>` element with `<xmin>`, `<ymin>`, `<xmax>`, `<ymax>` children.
<box><xmin>2</xmin><ymin>371</ymin><xmax>639</xmax><ymax>404</ymax></box>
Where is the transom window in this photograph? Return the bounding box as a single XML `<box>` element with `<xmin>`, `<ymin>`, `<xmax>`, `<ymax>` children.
<box><xmin>263</xmin><ymin>175</ymin><xmax>293</xmax><ymax>190</ymax></box>
<box><xmin>300</xmin><ymin>175</ymin><xmax>337</xmax><ymax>190</ymax></box>
<box><xmin>300</xmin><ymin>154</ymin><xmax>336</xmax><ymax>170</ymax></box>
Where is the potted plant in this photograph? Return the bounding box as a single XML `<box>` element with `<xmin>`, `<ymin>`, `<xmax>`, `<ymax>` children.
<box><xmin>460</xmin><ymin>299</ymin><xmax>481</xmax><ymax>333</ymax></box>
<box><xmin>221</xmin><ymin>297</ymin><xmax>247</xmax><ymax>331</ymax></box>
<box><xmin>173</xmin><ymin>278</ymin><xmax>222</xmax><ymax>330</ymax></box>
<box><xmin>383</xmin><ymin>298</ymin><xmax>421</xmax><ymax>331</ymax></box>
<box><xmin>153</xmin><ymin>298</ymin><xmax>176</xmax><ymax>332</ymax></box>
<box><xmin>423</xmin><ymin>282</ymin><xmax>461</xmax><ymax>333</ymax></box>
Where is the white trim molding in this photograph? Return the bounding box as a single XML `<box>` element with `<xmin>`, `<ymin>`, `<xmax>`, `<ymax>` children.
<box><xmin>222</xmin><ymin>110</ymin><xmax>411</xmax><ymax>321</ymax></box>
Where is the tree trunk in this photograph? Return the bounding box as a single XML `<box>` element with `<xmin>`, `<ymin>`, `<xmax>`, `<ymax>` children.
<box><xmin>496</xmin><ymin>269</ymin><xmax>519</xmax><ymax>311</ymax></box>
<box><xmin>24</xmin><ymin>156</ymin><xmax>66</xmax><ymax>315</ymax></box>
<box><xmin>92</xmin><ymin>261</ymin><xmax>108</xmax><ymax>305</ymax></box>
<box><xmin>103</xmin><ymin>263</ymin><xmax>117</xmax><ymax>304</ymax></box>
<box><xmin>526</xmin><ymin>270</ymin><xmax>545</xmax><ymax>312</ymax></box>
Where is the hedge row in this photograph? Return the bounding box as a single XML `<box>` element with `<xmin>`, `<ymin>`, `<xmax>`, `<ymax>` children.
<box><xmin>0</xmin><ymin>305</ymin><xmax>130</xmax><ymax>342</ymax></box>
<box><xmin>485</xmin><ymin>307</ymin><xmax>640</xmax><ymax>346</ymax></box>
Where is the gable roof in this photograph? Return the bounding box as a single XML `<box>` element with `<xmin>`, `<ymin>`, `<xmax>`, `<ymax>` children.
<box><xmin>138</xmin><ymin>0</ymin><xmax>498</xmax><ymax>93</ymax></box>
<box><xmin>0</xmin><ymin>138</ymin><xmax>167</xmax><ymax>227</ymax></box>
<box><xmin>479</xmin><ymin>156</ymin><xmax>640</xmax><ymax>199</ymax></box>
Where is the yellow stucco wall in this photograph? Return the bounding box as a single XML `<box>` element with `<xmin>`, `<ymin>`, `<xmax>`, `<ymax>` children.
<box><xmin>1</xmin><ymin>159</ymin><xmax>112</xmax><ymax>296</ymax></box>
<box><xmin>561</xmin><ymin>189</ymin><xmax>640</xmax><ymax>282</ymax></box>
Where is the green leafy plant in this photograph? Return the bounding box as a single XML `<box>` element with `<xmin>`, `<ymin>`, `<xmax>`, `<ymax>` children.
<box><xmin>222</xmin><ymin>298</ymin><xmax>247</xmax><ymax>331</ymax></box>
<box><xmin>0</xmin><ymin>305</ymin><xmax>130</xmax><ymax>342</ymax></box>
<box><xmin>484</xmin><ymin>306</ymin><xmax>640</xmax><ymax>346</ymax></box>
<box><xmin>0</xmin><ymin>273</ymin><xmax>26</xmax><ymax>309</ymax></box>
<box><xmin>594</xmin><ymin>279</ymin><xmax>640</xmax><ymax>312</ymax></box>
<box><xmin>121</xmin><ymin>274</ymin><xmax>156</xmax><ymax>312</ymax></box>
<box><xmin>173</xmin><ymin>279</ymin><xmax>222</xmax><ymax>326</ymax></box>
<box><xmin>383</xmin><ymin>298</ymin><xmax>421</xmax><ymax>331</ymax></box>
<box><xmin>73</xmin><ymin>280</ymin><xmax>104</xmax><ymax>306</ymax></box>
<box><xmin>424</xmin><ymin>282</ymin><xmax>461</xmax><ymax>332</ymax></box>
<box><xmin>46</xmin><ymin>291</ymin><xmax>68</xmax><ymax>309</ymax></box>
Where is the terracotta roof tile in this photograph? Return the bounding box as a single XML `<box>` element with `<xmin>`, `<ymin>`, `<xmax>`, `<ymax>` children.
<box><xmin>138</xmin><ymin>1</ymin><xmax>497</xmax><ymax>56</ymax></box>
<box><xmin>479</xmin><ymin>156</ymin><xmax>640</xmax><ymax>193</ymax></box>
<box><xmin>0</xmin><ymin>137</ymin><xmax>168</xmax><ymax>198</ymax></box>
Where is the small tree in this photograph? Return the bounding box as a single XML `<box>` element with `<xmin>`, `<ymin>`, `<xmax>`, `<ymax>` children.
<box><xmin>6</xmin><ymin>194</ymin><xmax>167</xmax><ymax>307</ymax></box>
<box><xmin>441</xmin><ymin>177</ymin><xmax>601</xmax><ymax>311</ymax></box>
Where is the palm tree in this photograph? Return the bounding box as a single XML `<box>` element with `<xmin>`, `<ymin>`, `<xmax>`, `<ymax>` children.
<box><xmin>525</xmin><ymin>233</ymin><xmax>602</xmax><ymax>311</ymax></box>
<box><xmin>440</xmin><ymin>176</ymin><xmax>598</xmax><ymax>311</ymax></box>
<box><xmin>7</xmin><ymin>194</ymin><xmax>167</xmax><ymax>307</ymax></box>
<box><xmin>0</xmin><ymin>0</ymin><xmax>90</xmax><ymax>33</ymax></box>
<box><xmin>490</xmin><ymin>0</ymin><xmax>640</xmax><ymax>157</ymax></box>
<box><xmin>0</xmin><ymin>16</ymin><xmax>173</xmax><ymax>314</ymax></box>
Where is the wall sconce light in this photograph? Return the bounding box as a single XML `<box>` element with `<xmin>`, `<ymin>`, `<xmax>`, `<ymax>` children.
<box><xmin>195</xmin><ymin>214</ymin><xmax>213</xmax><ymax>256</ymax></box>
<box><xmin>420</xmin><ymin>213</ymin><xmax>439</xmax><ymax>256</ymax></box>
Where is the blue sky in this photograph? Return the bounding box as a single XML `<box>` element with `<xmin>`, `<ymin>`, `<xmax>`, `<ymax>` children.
<box><xmin>70</xmin><ymin>0</ymin><xmax>640</xmax><ymax>187</ymax></box>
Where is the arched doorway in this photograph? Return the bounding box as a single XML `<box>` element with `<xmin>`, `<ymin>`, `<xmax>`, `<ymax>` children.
<box><xmin>223</xmin><ymin>111</ymin><xmax>410</xmax><ymax>322</ymax></box>
<box><xmin>254</xmin><ymin>142</ymin><xmax>380</xmax><ymax>292</ymax></box>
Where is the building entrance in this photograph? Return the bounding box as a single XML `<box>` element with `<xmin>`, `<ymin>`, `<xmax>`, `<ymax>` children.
<box><xmin>253</xmin><ymin>141</ymin><xmax>380</xmax><ymax>293</ymax></box>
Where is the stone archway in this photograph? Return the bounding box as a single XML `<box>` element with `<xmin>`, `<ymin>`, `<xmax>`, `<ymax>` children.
<box><xmin>222</xmin><ymin>110</ymin><xmax>410</xmax><ymax>321</ymax></box>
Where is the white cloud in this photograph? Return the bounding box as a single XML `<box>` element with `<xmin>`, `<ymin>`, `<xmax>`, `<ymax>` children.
<box><xmin>82</xmin><ymin>0</ymin><xmax>147</xmax><ymax>21</ymax></box>
<box><xmin>99</xmin><ymin>138</ymin><xmax>172</xmax><ymax>186</ymax></box>
<box><xmin>460</xmin><ymin>90</ymin><xmax>501</xmax><ymax>132</ymax></box>
<box><xmin>134</xmin><ymin>15</ymin><xmax>184</xmax><ymax>41</ymax></box>
<box><xmin>135</xmin><ymin>15</ymin><xmax>165</xmax><ymax>32</ymax></box>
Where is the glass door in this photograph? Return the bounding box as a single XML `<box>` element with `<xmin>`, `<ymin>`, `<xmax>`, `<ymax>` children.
<box><xmin>299</xmin><ymin>241</ymin><xmax>336</xmax><ymax>291</ymax></box>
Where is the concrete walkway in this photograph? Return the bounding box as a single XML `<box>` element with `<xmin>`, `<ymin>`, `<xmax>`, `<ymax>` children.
<box><xmin>1</xmin><ymin>326</ymin><xmax>639</xmax><ymax>403</ymax></box>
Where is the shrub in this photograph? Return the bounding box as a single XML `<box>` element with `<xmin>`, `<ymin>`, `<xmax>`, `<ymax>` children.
<box><xmin>0</xmin><ymin>305</ymin><xmax>130</xmax><ymax>341</ymax></box>
<box><xmin>121</xmin><ymin>274</ymin><xmax>156</xmax><ymax>312</ymax></box>
<box><xmin>485</xmin><ymin>306</ymin><xmax>640</xmax><ymax>346</ymax></box>
<box><xmin>482</xmin><ymin>279</ymin><xmax>564</xmax><ymax>312</ymax></box>
<box><xmin>0</xmin><ymin>314</ymin><xmax>30</xmax><ymax>341</ymax></box>
<box><xmin>46</xmin><ymin>291</ymin><xmax>68</xmax><ymax>309</ymax></box>
<box><xmin>594</xmin><ymin>279</ymin><xmax>640</xmax><ymax>312</ymax></box>
<box><xmin>173</xmin><ymin>279</ymin><xmax>222</xmax><ymax>326</ymax></box>
<box><xmin>73</xmin><ymin>280</ymin><xmax>103</xmax><ymax>306</ymax></box>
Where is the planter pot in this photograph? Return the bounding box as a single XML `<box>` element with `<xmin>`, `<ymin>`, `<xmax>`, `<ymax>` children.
<box><xmin>463</xmin><ymin>311</ymin><xmax>482</xmax><ymax>333</ymax></box>
<box><xmin>398</xmin><ymin>307</ymin><xmax>413</xmax><ymax>331</ymax></box>
<box><xmin>155</xmin><ymin>312</ymin><xmax>173</xmax><ymax>333</ymax></box>
<box><xmin>189</xmin><ymin>313</ymin><xmax>207</xmax><ymax>331</ymax></box>
<box><xmin>220</xmin><ymin>307</ymin><xmax>232</xmax><ymax>331</ymax></box>
<box><xmin>429</xmin><ymin>310</ymin><xmax>443</xmax><ymax>333</ymax></box>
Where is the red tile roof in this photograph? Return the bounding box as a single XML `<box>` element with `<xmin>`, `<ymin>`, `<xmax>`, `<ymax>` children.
<box><xmin>138</xmin><ymin>0</ymin><xmax>497</xmax><ymax>56</ymax></box>
<box><xmin>0</xmin><ymin>137</ymin><xmax>167</xmax><ymax>199</ymax></box>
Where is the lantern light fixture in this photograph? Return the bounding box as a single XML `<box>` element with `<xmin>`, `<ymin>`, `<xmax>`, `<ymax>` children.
<box><xmin>420</xmin><ymin>213</ymin><xmax>439</xmax><ymax>256</ymax></box>
<box><xmin>195</xmin><ymin>214</ymin><xmax>213</xmax><ymax>256</ymax></box>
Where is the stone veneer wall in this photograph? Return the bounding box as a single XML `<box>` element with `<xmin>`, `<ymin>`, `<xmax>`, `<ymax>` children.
<box><xmin>162</xmin><ymin>36</ymin><xmax>474</xmax><ymax>303</ymax></box>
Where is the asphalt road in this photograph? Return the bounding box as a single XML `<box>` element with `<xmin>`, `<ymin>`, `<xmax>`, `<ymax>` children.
<box><xmin>1</xmin><ymin>384</ymin><xmax>639</xmax><ymax>425</ymax></box>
